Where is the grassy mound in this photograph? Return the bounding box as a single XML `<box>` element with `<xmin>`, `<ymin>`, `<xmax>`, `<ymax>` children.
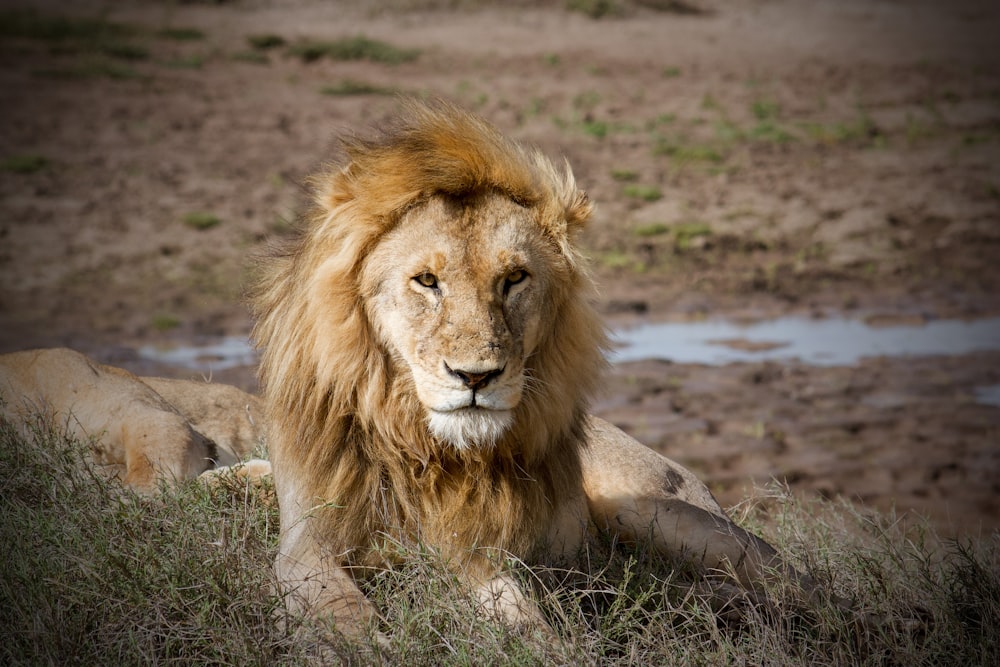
<box><xmin>1</xmin><ymin>416</ymin><xmax>996</xmax><ymax>665</ymax></box>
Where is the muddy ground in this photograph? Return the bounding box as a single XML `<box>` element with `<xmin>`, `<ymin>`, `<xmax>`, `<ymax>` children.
<box><xmin>1</xmin><ymin>0</ymin><xmax>997</xmax><ymax>537</ymax></box>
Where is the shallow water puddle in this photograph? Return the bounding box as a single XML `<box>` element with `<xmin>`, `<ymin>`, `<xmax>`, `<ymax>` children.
<box><xmin>138</xmin><ymin>336</ymin><xmax>257</xmax><ymax>371</ymax></box>
<box><xmin>974</xmin><ymin>384</ymin><xmax>1000</xmax><ymax>407</ymax></box>
<box><xmin>610</xmin><ymin>316</ymin><xmax>1000</xmax><ymax>366</ymax></box>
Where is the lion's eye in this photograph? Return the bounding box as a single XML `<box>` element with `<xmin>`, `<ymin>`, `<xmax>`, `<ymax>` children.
<box><xmin>504</xmin><ymin>269</ymin><xmax>528</xmax><ymax>293</ymax></box>
<box><xmin>413</xmin><ymin>272</ymin><xmax>439</xmax><ymax>289</ymax></box>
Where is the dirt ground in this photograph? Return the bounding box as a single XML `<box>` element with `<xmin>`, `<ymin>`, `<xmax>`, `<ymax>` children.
<box><xmin>1</xmin><ymin>0</ymin><xmax>998</xmax><ymax>537</ymax></box>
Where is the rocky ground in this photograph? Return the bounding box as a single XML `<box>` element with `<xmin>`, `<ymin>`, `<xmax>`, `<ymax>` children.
<box><xmin>1</xmin><ymin>0</ymin><xmax>997</xmax><ymax>537</ymax></box>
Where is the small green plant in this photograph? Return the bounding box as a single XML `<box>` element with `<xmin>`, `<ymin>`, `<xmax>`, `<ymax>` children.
<box><xmin>582</xmin><ymin>119</ymin><xmax>609</xmax><ymax>138</ymax></box>
<box><xmin>634</xmin><ymin>222</ymin><xmax>670</xmax><ymax>237</ymax></box>
<box><xmin>288</xmin><ymin>35</ymin><xmax>419</xmax><ymax>64</ymax></box>
<box><xmin>182</xmin><ymin>212</ymin><xmax>221</xmax><ymax>231</ymax></box>
<box><xmin>165</xmin><ymin>54</ymin><xmax>205</xmax><ymax>69</ymax></box>
<box><xmin>320</xmin><ymin>80</ymin><xmax>395</xmax><ymax>96</ymax></box>
<box><xmin>623</xmin><ymin>184</ymin><xmax>663</xmax><ymax>202</ymax></box>
<box><xmin>151</xmin><ymin>314</ymin><xmax>181</xmax><ymax>331</ymax></box>
<box><xmin>573</xmin><ymin>91</ymin><xmax>602</xmax><ymax>111</ymax></box>
<box><xmin>1</xmin><ymin>155</ymin><xmax>48</xmax><ymax>174</ymax></box>
<box><xmin>654</xmin><ymin>137</ymin><xmax>726</xmax><ymax>165</ymax></box>
<box><xmin>748</xmin><ymin>119</ymin><xmax>795</xmax><ymax>143</ymax></box>
<box><xmin>599</xmin><ymin>248</ymin><xmax>635</xmax><ymax>270</ymax></box>
<box><xmin>800</xmin><ymin>111</ymin><xmax>881</xmax><ymax>147</ymax></box>
<box><xmin>674</xmin><ymin>221</ymin><xmax>712</xmax><ymax>249</ymax></box>
<box><xmin>701</xmin><ymin>93</ymin><xmax>721</xmax><ymax>111</ymax></box>
<box><xmin>662</xmin><ymin>66</ymin><xmax>681</xmax><ymax>78</ymax></box>
<box><xmin>567</xmin><ymin>0</ymin><xmax>622</xmax><ymax>19</ymax></box>
<box><xmin>98</xmin><ymin>41</ymin><xmax>149</xmax><ymax>60</ymax></box>
<box><xmin>156</xmin><ymin>27</ymin><xmax>204</xmax><ymax>41</ymax></box>
<box><xmin>610</xmin><ymin>168</ymin><xmax>639</xmax><ymax>182</ymax></box>
<box><xmin>543</xmin><ymin>53</ymin><xmax>560</xmax><ymax>66</ymax></box>
<box><xmin>231</xmin><ymin>51</ymin><xmax>269</xmax><ymax>65</ymax></box>
<box><xmin>751</xmin><ymin>99</ymin><xmax>780</xmax><ymax>120</ymax></box>
<box><xmin>247</xmin><ymin>33</ymin><xmax>285</xmax><ymax>50</ymax></box>
<box><xmin>0</xmin><ymin>9</ymin><xmax>134</xmax><ymax>43</ymax></box>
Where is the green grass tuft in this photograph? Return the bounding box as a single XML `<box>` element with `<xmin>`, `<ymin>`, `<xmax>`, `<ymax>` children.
<box><xmin>634</xmin><ymin>222</ymin><xmax>670</xmax><ymax>237</ymax></box>
<box><xmin>1</xmin><ymin>154</ymin><xmax>49</xmax><ymax>174</ymax></box>
<box><xmin>151</xmin><ymin>314</ymin><xmax>181</xmax><ymax>331</ymax></box>
<box><xmin>673</xmin><ymin>221</ymin><xmax>713</xmax><ymax>249</ymax></box>
<box><xmin>0</xmin><ymin>9</ymin><xmax>134</xmax><ymax>43</ymax></box>
<box><xmin>288</xmin><ymin>35</ymin><xmax>418</xmax><ymax>64</ymax></box>
<box><xmin>567</xmin><ymin>0</ymin><xmax>623</xmax><ymax>19</ymax></box>
<box><xmin>182</xmin><ymin>211</ymin><xmax>221</xmax><ymax>230</ymax></box>
<box><xmin>623</xmin><ymin>184</ymin><xmax>663</xmax><ymax>202</ymax></box>
<box><xmin>320</xmin><ymin>80</ymin><xmax>396</xmax><ymax>97</ymax></box>
<box><xmin>156</xmin><ymin>27</ymin><xmax>205</xmax><ymax>42</ymax></box>
<box><xmin>610</xmin><ymin>168</ymin><xmax>639</xmax><ymax>182</ymax></box>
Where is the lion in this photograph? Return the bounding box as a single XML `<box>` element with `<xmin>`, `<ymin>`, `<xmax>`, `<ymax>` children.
<box><xmin>252</xmin><ymin>100</ymin><xmax>813</xmax><ymax>636</ymax></box>
<box><xmin>0</xmin><ymin>347</ymin><xmax>268</xmax><ymax>491</ymax></box>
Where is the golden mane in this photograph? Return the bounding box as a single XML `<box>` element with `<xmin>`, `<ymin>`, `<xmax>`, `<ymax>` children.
<box><xmin>251</xmin><ymin>100</ymin><xmax>607</xmax><ymax>571</ymax></box>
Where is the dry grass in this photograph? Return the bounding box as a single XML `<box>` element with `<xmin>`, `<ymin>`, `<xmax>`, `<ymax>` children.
<box><xmin>1</xmin><ymin>414</ymin><xmax>997</xmax><ymax>665</ymax></box>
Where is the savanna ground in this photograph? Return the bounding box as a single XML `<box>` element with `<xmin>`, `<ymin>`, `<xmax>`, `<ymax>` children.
<box><xmin>1</xmin><ymin>0</ymin><xmax>998</xmax><ymax>663</ymax></box>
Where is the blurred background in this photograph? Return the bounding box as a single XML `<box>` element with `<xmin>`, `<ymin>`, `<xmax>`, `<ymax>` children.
<box><xmin>1</xmin><ymin>0</ymin><xmax>997</xmax><ymax>536</ymax></box>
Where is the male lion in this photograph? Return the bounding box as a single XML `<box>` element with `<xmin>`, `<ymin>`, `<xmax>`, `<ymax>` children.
<box><xmin>253</xmin><ymin>100</ymin><xmax>811</xmax><ymax>635</ymax></box>
<box><xmin>0</xmin><ymin>348</ymin><xmax>267</xmax><ymax>491</ymax></box>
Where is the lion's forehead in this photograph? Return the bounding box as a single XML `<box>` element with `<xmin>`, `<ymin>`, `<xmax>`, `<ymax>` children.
<box><xmin>378</xmin><ymin>196</ymin><xmax>547</xmax><ymax>280</ymax></box>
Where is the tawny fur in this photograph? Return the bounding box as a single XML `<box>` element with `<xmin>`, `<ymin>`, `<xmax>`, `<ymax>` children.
<box><xmin>0</xmin><ymin>348</ymin><xmax>268</xmax><ymax>491</ymax></box>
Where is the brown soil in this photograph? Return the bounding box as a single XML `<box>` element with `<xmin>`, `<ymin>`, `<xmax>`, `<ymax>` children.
<box><xmin>1</xmin><ymin>0</ymin><xmax>997</xmax><ymax>537</ymax></box>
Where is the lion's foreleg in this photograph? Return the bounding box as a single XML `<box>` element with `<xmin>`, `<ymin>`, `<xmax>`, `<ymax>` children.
<box><xmin>275</xmin><ymin>547</ymin><xmax>380</xmax><ymax>636</ymax></box>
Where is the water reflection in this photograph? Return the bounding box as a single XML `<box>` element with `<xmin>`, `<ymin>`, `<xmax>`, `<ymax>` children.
<box><xmin>610</xmin><ymin>316</ymin><xmax>1000</xmax><ymax>366</ymax></box>
<box><xmin>138</xmin><ymin>336</ymin><xmax>257</xmax><ymax>371</ymax></box>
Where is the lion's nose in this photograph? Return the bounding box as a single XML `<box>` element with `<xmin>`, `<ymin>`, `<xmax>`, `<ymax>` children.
<box><xmin>445</xmin><ymin>363</ymin><xmax>504</xmax><ymax>392</ymax></box>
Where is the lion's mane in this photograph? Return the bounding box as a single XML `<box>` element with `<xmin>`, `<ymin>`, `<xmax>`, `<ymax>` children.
<box><xmin>252</xmin><ymin>101</ymin><xmax>608</xmax><ymax>571</ymax></box>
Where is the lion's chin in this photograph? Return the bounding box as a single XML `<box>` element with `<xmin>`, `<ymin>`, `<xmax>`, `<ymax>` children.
<box><xmin>427</xmin><ymin>407</ymin><xmax>513</xmax><ymax>452</ymax></box>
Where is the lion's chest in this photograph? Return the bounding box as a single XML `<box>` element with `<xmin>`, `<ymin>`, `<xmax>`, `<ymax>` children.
<box><xmin>379</xmin><ymin>458</ymin><xmax>588</xmax><ymax>566</ymax></box>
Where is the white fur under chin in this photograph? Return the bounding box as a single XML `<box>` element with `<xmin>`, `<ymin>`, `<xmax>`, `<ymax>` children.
<box><xmin>428</xmin><ymin>408</ymin><xmax>513</xmax><ymax>451</ymax></box>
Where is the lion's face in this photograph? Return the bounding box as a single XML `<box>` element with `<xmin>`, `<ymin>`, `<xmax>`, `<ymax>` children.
<box><xmin>361</xmin><ymin>192</ymin><xmax>564</xmax><ymax>451</ymax></box>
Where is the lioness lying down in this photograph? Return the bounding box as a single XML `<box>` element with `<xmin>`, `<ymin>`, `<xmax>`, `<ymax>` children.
<box><xmin>251</xmin><ymin>100</ymin><xmax>817</xmax><ymax>637</ymax></box>
<box><xmin>0</xmin><ymin>347</ymin><xmax>268</xmax><ymax>491</ymax></box>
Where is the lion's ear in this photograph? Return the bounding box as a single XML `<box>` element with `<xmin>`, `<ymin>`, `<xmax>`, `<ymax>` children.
<box><xmin>564</xmin><ymin>189</ymin><xmax>592</xmax><ymax>231</ymax></box>
<box><xmin>555</xmin><ymin>158</ymin><xmax>591</xmax><ymax>233</ymax></box>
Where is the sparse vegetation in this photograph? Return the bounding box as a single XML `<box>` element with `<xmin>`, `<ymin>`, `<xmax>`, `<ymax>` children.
<box><xmin>567</xmin><ymin>0</ymin><xmax>624</xmax><ymax>19</ymax></box>
<box><xmin>182</xmin><ymin>211</ymin><xmax>221</xmax><ymax>230</ymax></box>
<box><xmin>610</xmin><ymin>168</ymin><xmax>639</xmax><ymax>182</ymax></box>
<box><xmin>155</xmin><ymin>27</ymin><xmax>204</xmax><ymax>42</ymax></box>
<box><xmin>166</xmin><ymin>54</ymin><xmax>206</xmax><ymax>69</ymax></box>
<box><xmin>673</xmin><ymin>221</ymin><xmax>712</xmax><ymax>250</ymax></box>
<box><xmin>231</xmin><ymin>50</ymin><xmax>270</xmax><ymax>65</ymax></box>
<box><xmin>1</xmin><ymin>154</ymin><xmax>49</xmax><ymax>174</ymax></box>
<box><xmin>1</xmin><ymin>419</ymin><xmax>997</xmax><ymax>665</ymax></box>
<box><xmin>0</xmin><ymin>9</ymin><xmax>134</xmax><ymax>43</ymax></box>
<box><xmin>320</xmin><ymin>80</ymin><xmax>396</xmax><ymax>96</ymax></box>
<box><xmin>287</xmin><ymin>35</ymin><xmax>419</xmax><ymax>64</ymax></box>
<box><xmin>247</xmin><ymin>33</ymin><xmax>286</xmax><ymax>50</ymax></box>
<box><xmin>634</xmin><ymin>222</ymin><xmax>670</xmax><ymax>237</ymax></box>
<box><xmin>623</xmin><ymin>183</ymin><xmax>663</xmax><ymax>202</ymax></box>
<box><xmin>654</xmin><ymin>136</ymin><xmax>726</xmax><ymax>165</ymax></box>
<box><xmin>151</xmin><ymin>313</ymin><xmax>181</xmax><ymax>331</ymax></box>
